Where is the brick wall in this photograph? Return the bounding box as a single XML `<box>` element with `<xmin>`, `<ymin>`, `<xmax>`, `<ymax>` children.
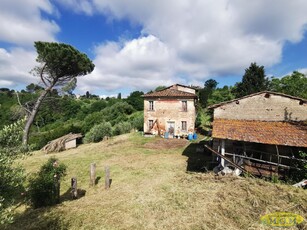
<box><xmin>144</xmin><ymin>98</ymin><xmax>196</xmax><ymax>135</ymax></box>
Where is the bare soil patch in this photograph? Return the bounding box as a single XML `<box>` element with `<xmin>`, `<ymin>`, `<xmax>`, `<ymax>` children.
<box><xmin>143</xmin><ymin>138</ymin><xmax>189</xmax><ymax>149</ymax></box>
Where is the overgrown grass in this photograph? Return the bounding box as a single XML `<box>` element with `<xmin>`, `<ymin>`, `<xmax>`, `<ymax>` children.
<box><xmin>3</xmin><ymin>133</ymin><xmax>307</xmax><ymax>230</ymax></box>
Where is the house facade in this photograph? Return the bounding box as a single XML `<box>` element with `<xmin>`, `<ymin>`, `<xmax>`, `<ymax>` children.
<box><xmin>208</xmin><ymin>91</ymin><xmax>307</xmax><ymax>176</ymax></box>
<box><xmin>143</xmin><ymin>84</ymin><xmax>197</xmax><ymax>137</ymax></box>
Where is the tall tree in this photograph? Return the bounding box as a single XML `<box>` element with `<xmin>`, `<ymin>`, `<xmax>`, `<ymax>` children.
<box><xmin>199</xmin><ymin>79</ymin><xmax>218</xmax><ymax>108</ymax></box>
<box><xmin>233</xmin><ymin>62</ymin><xmax>269</xmax><ymax>98</ymax></box>
<box><xmin>126</xmin><ymin>91</ymin><xmax>144</xmax><ymax>111</ymax></box>
<box><xmin>22</xmin><ymin>42</ymin><xmax>94</xmax><ymax>145</ymax></box>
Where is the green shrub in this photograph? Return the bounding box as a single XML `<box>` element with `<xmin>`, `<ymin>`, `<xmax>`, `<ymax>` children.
<box><xmin>129</xmin><ymin>111</ymin><xmax>144</xmax><ymax>131</ymax></box>
<box><xmin>113</xmin><ymin>121</ymin><xmax>132</xmax><ymax>136</ymax></box>
<box><xmin>82</xmin><ymin>112</ymin><xmax>105</xmax><ymax>133</ymax></box>
<box><xmin>84</xmin><ymin>122</ymin><xmax>112</xmax><ymax>143</ymax></box>
<box><xmin>28</xmin><ymin>157</ymin><xmax>66</xmax><ymax>208</ymax></box>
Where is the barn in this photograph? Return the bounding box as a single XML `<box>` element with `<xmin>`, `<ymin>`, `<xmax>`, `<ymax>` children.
<box><xmin>208</xmin><ymin>91</ymin><xmax>307</xmax><ymax>177</ymax></box>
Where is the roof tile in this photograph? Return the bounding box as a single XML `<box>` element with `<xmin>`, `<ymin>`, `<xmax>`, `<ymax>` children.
<box><xmin>143</xmin><ymin>88</ymin><xmax>196</xmax><ymax>98</ymax></box>
<box><xmin>212</xmin><ymin>119</ymin><xmax>307</xmax><ymax>147</ymax></box>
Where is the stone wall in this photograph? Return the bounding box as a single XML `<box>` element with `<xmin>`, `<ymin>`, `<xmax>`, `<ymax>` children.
<box><xmin>214</xmin><ymin>93</ymin><xmax>307</xmax><ymax>121</ymax></box>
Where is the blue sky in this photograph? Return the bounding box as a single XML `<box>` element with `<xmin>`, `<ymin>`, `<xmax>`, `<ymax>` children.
<box><xmin>0</xmin><ymin>0</ymin><xmax>306</xmax><ymax>97</ymax></box>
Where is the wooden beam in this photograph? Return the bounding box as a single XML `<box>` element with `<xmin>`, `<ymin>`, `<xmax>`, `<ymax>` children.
<box><xmin>223</xmin><ymin>152</ymin><xmax>292</xmax><ymax>169</ymax></box>
<box><xmin>204</xmin><ymin>145</ymin><xmax>248</xmax><ymax>173</ymax></box>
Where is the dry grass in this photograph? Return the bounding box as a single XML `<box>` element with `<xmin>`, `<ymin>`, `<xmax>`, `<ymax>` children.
<box><xmin>3</xmin><ymin>133</ymin><xmax>307</xmax><ymax>230</ymax></box>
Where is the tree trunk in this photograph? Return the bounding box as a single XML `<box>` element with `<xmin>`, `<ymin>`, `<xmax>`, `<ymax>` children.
<box><xmin>22</xmin><ymin>89</ymin><xmax>50</xmax><ymax>145</ymax></box>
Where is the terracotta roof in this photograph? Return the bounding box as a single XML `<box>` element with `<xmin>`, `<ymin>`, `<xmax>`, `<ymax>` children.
<box><xmin>143</xmin><ymin>88</ymin><xmax>197</xmax><ymax>98</ymax></box>
<box><xmin>212</xmin><ymin>119</ymin><xmax>307</xmax><ymax>147</ymax></box>
<box><xmin>208</xmin><ymin>91</ymin><xmax>307</xmax><ymax>109</ymax></box>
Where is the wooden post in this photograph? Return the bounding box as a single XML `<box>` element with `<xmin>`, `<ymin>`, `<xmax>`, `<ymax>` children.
<box><xmin>105</xmin><ymin>166</ymin><xmax>110</xmax><ymax>189</ymax></box>
<box><xmin>221</xmin><ymin>139</ymin><xmax>225</xmax><ymax>167</ymax></box>
<box><xmin>54</xmin><ymin>176</ymin><xmax>60</xmax><ymax>204</ymax></box>
<box><xmin>71</xmin><ymin>177</ymin><xmax>78</xmax><ymax>199</ymax></box>
<box><xmin>90</xmin><ymin>163</ymin><xmax>96</xmax><ymax>186</ymax></box>
<box><xmin>276</xmin><ymin>145</ymin><xmax>280</xmax><ymax>174</ymax></box>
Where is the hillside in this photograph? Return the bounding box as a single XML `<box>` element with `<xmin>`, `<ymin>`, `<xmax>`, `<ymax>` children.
<box><xmin>4</xmin><ymin>133</ymin><xmax>307</xmax><ymax>230</ymax></box>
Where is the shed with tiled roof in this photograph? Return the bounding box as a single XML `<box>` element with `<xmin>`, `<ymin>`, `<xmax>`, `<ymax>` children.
<box><xmin>208</xmin><ymin>91</ymin><xmax>307</xmax><ymax>177</ymax></box>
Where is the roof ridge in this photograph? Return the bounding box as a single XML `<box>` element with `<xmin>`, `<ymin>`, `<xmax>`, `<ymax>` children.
<box><xmin>208</xmin><ymin>91</ymin><xmax>307</xmax><ymax>109</ymax></box>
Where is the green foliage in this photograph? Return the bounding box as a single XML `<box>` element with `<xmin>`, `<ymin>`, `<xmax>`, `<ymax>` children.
<box><xmin>89</xmin><ymin>100</ymin><xmax>107</xmax><ymax>113</ymax></box>
<box><xmin>28</xmin><ymin>157</ymin><xmax>67</xmax><ymax>208</ymax></box>
<box><xmin>34</xmin><ymin>42</ymin><xmax>95</xmax><ymax>83</ymax></box>
<box><xmin>113</xmin><ymin>122</ymin><xmax>132</xmax><ymax>135</ymax></box>
<box><xmin>84</xmin><ymin>122</ymin><xmax>113</xmax><ymax>143</ymax></box>
<box><xmin>100</xmin><ymin>101</ymin><xmax>134</xmax><ymax>126</ymax></box>
<box><xmin>195</xmin><ymin>108</ymin><xmax>212</xmax><ymax>133</ymax></box>
<box><xmin>126</xmin><ymin>91</ymin><xmax>144</xmax><ymax>111</ymax></box>
<box><xmin>269</xmin><ymin>71</ymin><xmax>307</xmax><ymax>99</ymax></box>
<box><xmin>154</xmin><ymin>86</ymin><xmax>167</xmax><ymax>91</ymax></box>
<box><xmin>0</xmin><ymin>119</ymin><xmax>28</xmax><ymax>224</ymax></box>
<box><xmin>233</xmin><ymin>62</ymin><xmax>269</xmax><ymax>98</ymax></box>
<box><xmin>198</xmin><ymin>79</ymin><xmax>218</xmax><ymax>108</ymax></box>
<box><xmin>207</xmin><ymin>86</ymin><xmax>235</xmax><ymax>106</ymax></box>
<box><xmin>26</xmin><ymin>83</ymin><xmax>44</xmax><ymax>94</ymax></box>
<box><xmin>129</xmin><ymin>111</ymin><xmax>144</xmax><ymax>131</ymax></box>
<box><xmin>82</xmin><ymin>112</ymin><xmax>106</xmax><ymax>133</ymax></box>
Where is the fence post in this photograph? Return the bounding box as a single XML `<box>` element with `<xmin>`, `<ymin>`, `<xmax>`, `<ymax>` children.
<box><xmin>105</xmin><ymin>166</ymin><xmax>110</xmax><ymax>189</ymax></box>
<box><xmin>71</xmin><ymin>177</ymin><xmax>78</xmax><ymax>199</ymax></box>
<box><xmin>90</xmin><ymin>163</ymin><xmax>96</xmax><ymax>186</ymax></box>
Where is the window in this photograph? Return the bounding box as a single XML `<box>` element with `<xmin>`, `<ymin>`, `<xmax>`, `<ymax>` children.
<box><xmin>149</xmin><ymin>120</ymin><xmax>154</xmax><ymax>130</ymax></box>
<box><xmin>181</xmin><ymin>121</ymin><xmax>187</xmax><ymax>131</ymax></box>
<box><xmin>182</xmin><ymin>101</ymin><xmax>187</xmax><ymax>112</ymax></box>
<box><xmin>149</xmin><ymin>101</ymin><xmax>154</xmax><ymax>111</ymax></box>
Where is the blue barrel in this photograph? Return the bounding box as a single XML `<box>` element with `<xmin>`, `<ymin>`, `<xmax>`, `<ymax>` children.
<box><xmin>193</xmin><ymin>133</ymin><xmax>197</xmax><ymax>140</ymax></box>
<box><xmin>164</xmin><ymin>132</ymin><xmax>169</xmax><ymax>139</ymax></box>
<box><xmin>188</xmin><ymin>134</ymin><xmax>193</xmax><ymax>140</ymax></box>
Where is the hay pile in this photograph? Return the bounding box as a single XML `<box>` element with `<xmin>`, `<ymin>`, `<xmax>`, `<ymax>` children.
<box><xmin>41</xmin><ymin>133</ymin><xmax>83</xmax><ymax>153</ymax></box>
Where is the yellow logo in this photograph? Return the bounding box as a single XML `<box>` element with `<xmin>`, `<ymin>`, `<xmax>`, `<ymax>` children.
<box><xmin>260</xmin><ymin>212</ymin><xmax>304</xmax><ymax>227</ymax></box>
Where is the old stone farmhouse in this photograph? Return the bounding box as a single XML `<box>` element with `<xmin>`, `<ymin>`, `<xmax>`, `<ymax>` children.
<box><xmin>143</xmin><ymin>84</ymin><xmax>197</xmax><ymax>138</ymax></box>
<box><xmin>208</xmin><ymin>91</ymin><xmax>307</xmax><ymax>177</ymax></box>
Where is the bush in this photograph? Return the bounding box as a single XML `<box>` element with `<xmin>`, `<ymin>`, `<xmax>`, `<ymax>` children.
<box><xmin>129</xmin><ymin>112</ymin><xmax>144</xmax><ymax>131</ymax></box>
<box><xmin>113</xmin><ymin>121</ymin><xmax>132</xmax><ymax>136</ymax></box>
<box><xmin>82</xmin><ymin>112</ymin><xmax>105</xmax><ymax>133</ymax></box>
<box><xmin>28</xmin><ymin>157</ymin><xmax>66</xmax><ymax>208</ymax></box>
<box><xmin>84</xmin><ymin>122</ymin><xmax>112</xmax><ymax>143</ymax></box>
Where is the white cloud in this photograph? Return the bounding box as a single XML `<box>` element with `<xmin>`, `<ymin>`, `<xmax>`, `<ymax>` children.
<box><xmin>0</xmin><ymin>0</ymin><xmax>59</xmax><ymax>46</ymax></box>
<box><xmin>297</xmin><ymin>68</ymin><xmax>307</xmax><ymax>75</ymax></box>
<box><xmin>76</xmin><ymin>0</ymin><xmax>307</xmax><ymax>91</ymax></box>
<box><xmin>1</xmin><ymin>0</ymin><xmax>307</xmax><ymax>94</ymax></box>
<box><xmin>77</xmin><ymin>35</ymin><xmax>175</xmax><ymax>93</ymax></box>
<box><xmin>0</xmin><ymin>48</ymin><xmax>37</xmax><ymax>88</ymax></box>
<box><xmin>54</xmin><ymin>0</ymin><xmax>94</xmax><ymax>15</ymax></box>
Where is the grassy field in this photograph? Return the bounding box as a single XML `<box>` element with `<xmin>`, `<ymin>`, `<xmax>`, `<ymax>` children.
<box><xmin>3</xmin><ymin>133</ymin><xmax>307</xmax><ymax>230</ymax></box>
